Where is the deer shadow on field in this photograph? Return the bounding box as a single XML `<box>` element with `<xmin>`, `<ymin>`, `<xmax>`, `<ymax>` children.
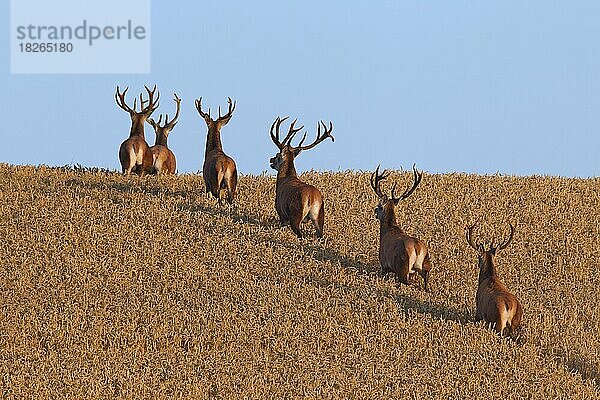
<box><xmin>538</xmin><ymin>344</ymin><xmax>600</xmax><ymax>389</ymax></box>
<box><xmin>301</xmin><ymin>272</ymin><xmax>472</xmax><ymax>325</ymax></box>
<box><xmin>262</xmin><ymin>237</ymin><xmax>472</xmax><ymax>325</ymax></box>
<box><xmin>65</xmin><ymin>178</ymin><xmax>190</xmax><ymax>198</ymax></box>
<box><xmin>65</xmin><ymin>174</ymin><xmax>473</xmax><ymax>329</ymax></box>
<box><xmin>180</xmin><ymin>196</ymin><xmax>473</xmax><ymax>326</ymax></box>
<box><xmin>67</xmin><ymin>176</ymin><xmax>278</xmax><ymax>229</ymax></box>
<box><xmin>183</xmin><ymin>201</ymin><xmax>280</xmax><ymax>229</ymax></box>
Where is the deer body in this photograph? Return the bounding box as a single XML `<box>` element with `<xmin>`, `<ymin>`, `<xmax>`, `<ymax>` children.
<box><xmin>379</xmin><ymin>220</ymin><xmax>431</xmax><ymax>287</ymax></box>
<box><xmin>467</xmin><ymin>225</ymin><xmax>523</xmax><ymax>337</ymax></box>
<box><xmin>195</xmin><ymin>98</ymin><xmax>238</xmax><ymax>204</ymax></box>
<box><xmin>147</xmin><ymin>94</ymin><xmax>181</xmax><ymax>175</ymax></box>
<box><xmin>119</xmin><ymin>131</ymin><xmax>153</xmax><ymax>176</ymax></box>
<box><xmin>115</xmin><ymin>85</ymin><xmax>160</xmax><ymax>176</ymax></box>
<box><xmin>150</xmin><ymin>144</ymin><xmax>176</xmax><ymax>175</ymax></box>
<box><xmin>269</xmin><ymin>118</ymin><xmax>334</xmax><ymax>239</ymax></box>
<box><xmin>274</xmin><ymin>167</ymin><xmax>324</xmax><ymax>238</ymax></box>
<box><xmin>203</xmin><ymin>146</ymin><xmax>237</xmax><ymax>204</ymax></box>
<box><xmin>371</xmin><ymin>166</ymin><xmax>431</xmax><ymax>291</ymax></box>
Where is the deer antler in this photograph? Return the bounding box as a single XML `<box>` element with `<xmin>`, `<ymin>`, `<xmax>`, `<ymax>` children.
<box><xmin>147</xmin><ymin>93</ymin><xmax>180</xmax><ymax>132</ymax></box>
<box><xmin>146</xmin><ymin>114</ymin><xmax>163</xmax><ymax>130</ymax></box>
<box><xmin>115</xmin><ymin>86</ymin><xmax>135</xmax><ymax>114</ymax></box>
<box><xmin>283</xmin><ymin>119</ymin><xmax>304</xmax><ymax>147</ymax></box>
<box><xmin>141</xmin><ymin>85</ymin><xmax>160</xmax><ymax>114</ymax></box>
<box><xmin>116</xmin><ymin>85</ymin><xmax>159</xmax><ymax>115</ymax></box>
<box><xmin>216</xmin><ymin>97</ymin><xmax>236</xmax><ymax>125</ymax></box>
<box><xmin>466</xmin><ymin>224</ymin><xmax>483</xmax><ymax>252</ymax></box>
<box><xmin>164</xmin><ymin>93</ymin><xmax>181</xmax><ymax>129</ymax></box>
<box><xmin>195</xmin><ymin>97</ymin><xmax>236</xmax><ymax>128</ymax></box>
<box><xmin>270</xmin><ymin>117</ymin><xmax>305</xmax><ymax>150</ymax></box>
<box><xmin>292</xmin><ymin>121</ymin><xmax>334</xmax><ymax>152</ymax></box>
<box><xmin>370</xmin><ymin>165</ymin><xmax>391</xmax><ymax>199</ymax></box>
<box><xmin>270</xmin><ymin>117</ymin><xmax>285</xmax><ymax>149</ymax></box>
<box><xmin>392</xmin><ymin>164</ymin><xmax>422</xmax><ymax>202</ymax></box>
<box><xmin>194</xmin><ymin>97</ymin><xmax>212</xmax><ymax>124</ymax></box>
<box><xmin>495</xmin><ymin>224</ymin><xmax>515</xmax><ymax>252</ymax></box>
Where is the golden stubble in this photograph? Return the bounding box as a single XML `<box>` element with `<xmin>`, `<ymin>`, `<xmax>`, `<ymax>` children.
<box><xmin>0</xmin><ymin>164</ymin><xmax>598</xmax><ymax>399</ymax></box>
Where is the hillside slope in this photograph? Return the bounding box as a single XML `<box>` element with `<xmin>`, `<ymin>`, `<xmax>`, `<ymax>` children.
<box><xmin>0</xmin><ymin>164</ymin><xmax>599</xmax><ymax>398</ymax></box>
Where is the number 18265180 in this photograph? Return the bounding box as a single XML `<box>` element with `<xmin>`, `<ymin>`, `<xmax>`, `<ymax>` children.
<box><xmin>19</xmin><ymin>43</ymin><xmax>73</xmax><ymax>53</ymax></box>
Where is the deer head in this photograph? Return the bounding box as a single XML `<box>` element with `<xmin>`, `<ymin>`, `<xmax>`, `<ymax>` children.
<box><xmin>147</xmin><ymin>93</ymin><xmax>181</xmax><ymax>145</ymax></box>
<box><xmin>115</xmin><ymin>85</ymin><xmax>160</xmax><ymax>135</ymax></box>
<box><xmin>466</xmin><ymin>224</ymin><xmax>515</xmax><ymax>277</ymax></box>
<box><xmin>194</xmin><ymin>97</ymin><xmax>236</xmax><ymax>132</ymax></box>
<box><xmin>269</xmin><ymin>117</ymin><xmax>334</xmax><ymax>174</ymax></box>
<box><xmin>370</xmin><ymin>164</ymin><xmax>422</xmax><ymax>224</ymax></box>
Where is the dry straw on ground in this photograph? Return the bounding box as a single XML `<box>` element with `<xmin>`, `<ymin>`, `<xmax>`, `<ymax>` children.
<box><xmin>0</xmin><ymin>163</ymin><xmax>599</xmax><ymax>398</ymax></box>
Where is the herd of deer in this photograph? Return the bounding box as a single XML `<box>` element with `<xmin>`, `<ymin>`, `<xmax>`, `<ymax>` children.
<box><xmin>115</xmin><ymin>85</ymin><xmax>523</xmax><ymax>339</ymax></box>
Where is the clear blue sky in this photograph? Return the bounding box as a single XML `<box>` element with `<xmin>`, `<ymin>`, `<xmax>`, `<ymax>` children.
<box><xmin>2</xmin><ymin>1</ymin><xmax>599</xmax><ymax>177</ymax></box>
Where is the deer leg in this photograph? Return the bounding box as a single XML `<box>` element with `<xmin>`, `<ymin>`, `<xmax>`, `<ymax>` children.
<box><xmin>142</xmin><ymin>151</ymin><xmax>154</xmax><ymax>176</ymax></box>
<box><xmin>290</xmin><ymin>214</ymin><xmax>303</xmax><ymax>239</ymax></box>
<box><xmin>203</xmin><ymin>174</ymin><xmax>213</xmax><ymax>196</ymax></box>
<box><xmin>395</xmin><ymin>269</ymin><xmax>410</xmax><ymax>286</ymax></box>
<box><xmin>275</xmin><ymin>207</ymin><xmax>288</xmax><ymax>226</ymax></box>
<box><xmin>278</xmin><ymin>215</ymin><xmax>289</xmax><ymax>226</ymax></box>
<box><xmin>395</xmin><ymin>260</ymin><xmax>411</xmax><ymax>286</ymax></box>
<box><xmin>419</xmin><ymin>269</ymin><xmax>430</xmax><ymax>292</ymax></box>
<box><xmin>208</xmin><ymin>180</ymin><xmax>220</xmax><ymax>202</ymax></box>
<box><xmin>504</xmin><ymin>324</ymin><xmax>515</xmax><ymax>338</ymax></box>
<box><xmin>496</xmin><ymin>323</ymin><xmax>507</xmax><ymax>337</ymax></box>
<box><xmin>226</xmin><ymin>170</ymin><xmax>237</xmax><ymax>205</ymax></box>
<box><xmin>474</xmin><ymin>309</ymin><xmax>483</xmax><ymax>322</ymax></box>
<box><xmin>216</xmin><ymin>170</ymin><xmax>227</xmax><ymax>204</ymax></box>
<box><xmin>420</xmin><ymin>256</ymin><xmax>432</xmax><ymax>292</ymax></box>
<box><xmin>316</xmin><ymin>204</ymin><xmax>325</xmax><ymax>238</ymax></box>
<box><xmin>308</xmin><ymin>205</ymin><xmax>325</xmax><ymax>238</ymax></box>
<box><xmin>379</xmin><ymin>266</ymin><xmax>387</xmax><ymax>277</ymax></box>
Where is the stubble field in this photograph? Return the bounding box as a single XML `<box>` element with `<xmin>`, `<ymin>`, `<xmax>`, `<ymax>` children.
<box><xmin>0</xmin><ymin>163</ymin><xmax>599</xmax><ymax>399</ymax></box>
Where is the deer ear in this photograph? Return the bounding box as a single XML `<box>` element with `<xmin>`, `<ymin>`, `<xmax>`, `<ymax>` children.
<box><xmin>293</xmin><ymin>148</ymin><xmax>302</xmax><ymax>157</ymax></box>
<box><xmin>392</xmin><ymin>197</ymin><xmax>400</xmax><ymax>206</ymax></box>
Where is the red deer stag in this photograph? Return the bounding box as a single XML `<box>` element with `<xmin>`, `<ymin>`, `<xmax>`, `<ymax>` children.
<box><xmin>370</xmin><ymin>165</ymin><xmax>431</xmax><ymax>291</ymax></box>
<box><xmin>115</xmin><ymin>85</ymin><xmax>160</xmax><ymax>176</ymax></box>
<box><xmin>466</xmin><ymin>224</ymin><xmax>523</xmax><ymax>337</ymax></box>
<box><xmin>147</xmin><ymin>93</ymin><xmax>181</xmax><ymax>175</ymax></box>
<box><xmin>269</xmin><ymin>117</ymin><xmax>334</xmax><ymax>239</ymax></box>
<box><xmin>195</xmin><ymin>97</ymin><xmax>237</xmax><ymax>204</ymax></box>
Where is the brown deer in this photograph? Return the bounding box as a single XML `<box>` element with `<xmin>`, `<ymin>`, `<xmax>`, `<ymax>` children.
<box><xmin>147</xmin><ymin>93</ymin><xmax>181</xmax><ymax>175</ymax></box>
<box><xmin>466</xmin><ymin>224</ymin><xmax>523</xmax><ymax>337</ymax></box>
<box><xmin>195</xmin><ymin>97</ymin><xmax>237</xmax><ymax>204</ymax></box>
<box><xmin>370</xmin><ymin>165</ymin><xmax>432</xmax><ymax>291</ymax></box>
<box><xmin>269</xmin><ymin>117</ymin><xmax>334</xmax><ymax>239</ymax></box>
<box><xmin>115</xmin><ymin>85</ymin><xmax>160</xmax><ymax>175</ymax></box>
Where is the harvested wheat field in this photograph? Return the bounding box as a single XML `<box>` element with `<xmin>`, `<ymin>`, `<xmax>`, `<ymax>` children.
<box><xmin>0</xmin><ymin>163</ymin><xmax>599</xmax><ymax>399</ymax></box>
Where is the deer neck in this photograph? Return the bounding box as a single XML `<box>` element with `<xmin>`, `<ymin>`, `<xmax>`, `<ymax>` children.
<box><xmin>155</xmin><ymin>131</ymin><xmax>168</xmax><ymax>146</ymax></box>
<box><xmin>276</xmin><ymin>158</ymin><xmax>298</xmax><ymax>182</ymax></box>
<box><xmin>380</xmin><ymin>204</ymin><xmax>401</xmax><ymax>234</ymax></box>
<box><xmin>205</xmin><ymin>127</ymin><xmax>223</xmax><ymax>154</ymax></box>
<box><xmin>129</xmin><ymin>117</ymin><xmax>146</xmax><ymax>138</ymax></box>
<box><xmin>478</xmin><ymin>254</ymin><xmax>498</xmax><ymax>284</ymax></box>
